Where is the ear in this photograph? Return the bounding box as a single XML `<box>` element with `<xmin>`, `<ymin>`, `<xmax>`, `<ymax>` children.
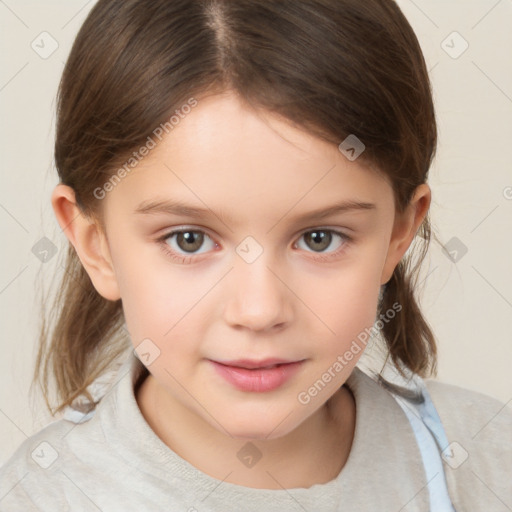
<box><xmin>380</xmin><ymin>183</ymin><xmax>431</xmax><ymax>285</ymax></box>
<box><xmin>51</xmin><ymin>184</ymin><xmax>121</xmax><ymax>301</ymax></box>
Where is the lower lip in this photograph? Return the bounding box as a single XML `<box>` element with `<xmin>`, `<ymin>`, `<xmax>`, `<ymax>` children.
<box><xmin>210</xmin><ymin>360</ymin><xmax>304</xmax><ymax>392</ymax></box>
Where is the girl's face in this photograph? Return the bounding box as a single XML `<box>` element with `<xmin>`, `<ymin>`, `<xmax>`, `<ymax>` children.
<box><xmin>98</xmin><ymin>92</ymin><xmax>421</xmax><ymax>439</ymax></box>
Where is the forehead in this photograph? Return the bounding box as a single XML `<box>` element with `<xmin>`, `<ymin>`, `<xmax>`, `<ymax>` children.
<box><xmin>102</xmin><ymin>92</ymin><xmax>393</xmax><ymax>222</ymax></box>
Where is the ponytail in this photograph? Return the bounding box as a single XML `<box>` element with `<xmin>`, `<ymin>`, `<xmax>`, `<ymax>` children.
<box><xmin>379</xmin><ymin>218</ymin><xmax>437</xmax><ymax>378</ymax></box>
<box><xmin>33</xmin><ymin>245</ymin><xmax>128</xmax><ymax>415</ymax></box>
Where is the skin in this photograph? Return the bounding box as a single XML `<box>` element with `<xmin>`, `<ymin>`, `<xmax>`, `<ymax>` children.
<box><xmin>52</xmin><ymin>91</ymin><xmax>430</xmax><ymax>490</ymax></box>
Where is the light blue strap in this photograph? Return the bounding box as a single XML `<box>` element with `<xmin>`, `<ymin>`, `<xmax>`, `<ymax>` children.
<box><xmin>391</xmin><ymin>384</ymin><xmax>456</xmax><ymax>512</ymax></box>
<box><xmin>414</xmin><ymin>381</ymin><xmax>452</xmax><ymax>453</ymax></box>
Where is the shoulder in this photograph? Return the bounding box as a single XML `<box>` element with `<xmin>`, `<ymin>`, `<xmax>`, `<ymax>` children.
<box><xmin>426</xmin><ymin>378</ymin><xmax>511</xmax><ymax>418</ymax></box>
<box><xmin>0</xmin><ymin>355</ymin><xmax>143</xmax><ymax>511</ymax></box>
<box><xmin>425</xmin><ymin>378</ymin><xmax>512</xmax><ymax>442</ymax></box>
<box><xmin>0</xmin><ymin>402</ymin><xmax>114</xmax><ymax>512</ymax></box>
<box><xmin>425</xmin><ymin>378</ymin><xmax>512</xmax><ymax>511</ymax></box>
<box><xmin>0</xmin><ymin>418</ymin><xmax>78</xmax><ymax>511</ymax></box>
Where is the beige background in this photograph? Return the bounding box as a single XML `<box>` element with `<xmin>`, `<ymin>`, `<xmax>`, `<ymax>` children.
<box><xmin>1</xmin><ymin>0</ymin><xmax>511</xmax><ymax>465</ymax></box>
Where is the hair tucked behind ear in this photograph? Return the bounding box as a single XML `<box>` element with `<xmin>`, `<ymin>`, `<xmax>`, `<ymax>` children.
<box><xmin>34</xmin><ymin>246</ymin><xmax>128</xmax><ymax>415</ymax></box>
<box><xmin>379</xmin><ymin>216</ymin><xmax>437</xmax><ymax>378</ymax></box>
<box><xmin>35</xmin><ymin>0</ymin><xmax>439</xmax><ymax>414</ymax></box>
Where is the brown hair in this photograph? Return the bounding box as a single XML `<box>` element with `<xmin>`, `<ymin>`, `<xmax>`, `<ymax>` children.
<box><xmin>35</xmin><ymin>0</ymin><xmax>438</xmax><ymax>415</ymax></box>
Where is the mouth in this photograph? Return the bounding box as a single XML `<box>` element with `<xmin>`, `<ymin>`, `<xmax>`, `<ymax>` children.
<box><xmin>213</xmin><ymin>358</ymin><xmax>302</xmax><ymax>370</ymax></box>
<box><xmin>209</xmin><ymin>358</ymin><xmax>306</xmax><ymax>392</ymax></box>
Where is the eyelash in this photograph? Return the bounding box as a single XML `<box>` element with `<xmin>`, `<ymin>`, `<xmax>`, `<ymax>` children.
<box><xmin>157</xmin><ymin>227</ymin><xmax>352</xmax><ymax>264</ymax></box>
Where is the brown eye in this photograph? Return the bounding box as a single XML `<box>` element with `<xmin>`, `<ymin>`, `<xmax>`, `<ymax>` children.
<box><xmin>294</xmin><ymin>229</ymin><xmax>349</xmax><ymax>258</ymax></box>
<box><xmin>175</xmin><ymin>231</ymin><xmax>204</xmax><ymax>253</ymax></box>
<box><xmin>303</xmin><ymin>230</ymin><xmax>332</xmax><ymax>252</ymax></box>
<box><xmin>164</xmin><ymin>229</ymin><xmax>216</xmax><ymax>256</ymax></box>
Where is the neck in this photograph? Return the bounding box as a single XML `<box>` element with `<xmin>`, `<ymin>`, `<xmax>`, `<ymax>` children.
<box><xmin>136</xmin><ymin>373</ymin><xmax>356</xmax><ymax>489</ymax></box>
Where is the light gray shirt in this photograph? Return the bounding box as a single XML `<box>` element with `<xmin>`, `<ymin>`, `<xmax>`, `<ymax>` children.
<box><xmin>1</xmin><ymin>353</ymin><xmax>511</xmax><ymax>511</ymax></box>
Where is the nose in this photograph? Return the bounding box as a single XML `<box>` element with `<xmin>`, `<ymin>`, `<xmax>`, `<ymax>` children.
<box><xmin>223</xmin><ymin>250</ymin><xmax>293</xmax><ymax>332</ymax></box>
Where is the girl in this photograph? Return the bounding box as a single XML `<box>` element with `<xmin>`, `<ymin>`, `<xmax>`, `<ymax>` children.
<box><xmin>1</xmin><ymin>0</ymin><xmax>510</xmax><ymax>510</ymax></box>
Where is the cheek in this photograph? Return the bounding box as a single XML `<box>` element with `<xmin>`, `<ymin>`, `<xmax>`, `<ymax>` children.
<box><xmin>108</xmin><ymin>237</ymin><xmax>170</xmax><ymax>339</ymax></box>
<box><xmin>293</xmin><ymin>265</ymin><xmax>382</xmax><ymax>399</ymax></box>
<box><xmin>296</xmin><ymin>262</ymin><xmax>382</xmax><ymax>347</ymax></box>
<box><xmin>112</xmin><ymin>242</ymin><xmax>216</xmax><ymax>353</ymax></box>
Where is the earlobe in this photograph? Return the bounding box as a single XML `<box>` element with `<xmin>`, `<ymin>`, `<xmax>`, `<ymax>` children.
<box><xmin>380</xmin><ymin>183</ymin><xmax>431</xmax><ymax>285</ymax></box>
<box><xmin>51</xmin><ymin>184</ymin><xmax>121</xmax><ymax>301</ymax></box>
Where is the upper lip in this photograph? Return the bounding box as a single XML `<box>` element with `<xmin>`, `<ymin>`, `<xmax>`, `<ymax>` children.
<box><xmin>212</xmin><ymin>358</ymin><xmax>303</xmax><ymax>369</ymax></box>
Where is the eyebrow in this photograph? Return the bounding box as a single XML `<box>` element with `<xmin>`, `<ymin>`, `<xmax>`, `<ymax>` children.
<box><xmin>134</xmin><ymin>198</ymin><xmax>376</xmax><ymax>225</ymax></box>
